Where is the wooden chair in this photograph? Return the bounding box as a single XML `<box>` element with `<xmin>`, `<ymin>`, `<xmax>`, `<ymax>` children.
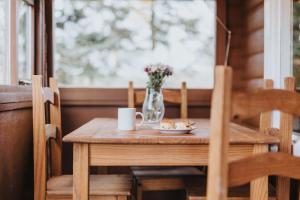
<box><xmin>187</xmin><ymin>66</ymin><xmax>299</xmax><ymax>200</ymax></box>
<box><xmin>32</xmin><ymin>75</ymin><xmax>132</xmax><ymax>200</ymax></box>
<box><xmin>128</xmin><ymin>81</ymin><xmax>204</xmax><ymax>200</ymax></box>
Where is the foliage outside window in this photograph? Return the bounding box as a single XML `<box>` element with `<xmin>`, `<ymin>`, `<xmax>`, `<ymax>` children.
<box><xmin>55</xmin><ymin>0</ymin><xmax>216</xmax><ymax>88</ymax></box>
<box><xmin>17</xmin><ymin>0</ymin><xmax>33</xmax><ymax>83</ymax></box>
<box><xmin>294</xmin><ymin>1</ymin><xmax>300</xmax><ymax>88</ymax></box>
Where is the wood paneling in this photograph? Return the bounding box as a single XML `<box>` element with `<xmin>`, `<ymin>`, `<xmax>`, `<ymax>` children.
<box><xmin>0</xmin><ymin>87</ymin><xmax>33</xmax><ymax>200</ymax></box>
<box><xmin>228</xmin><ymin>0</ymin><xmax>264</xmax><ymax>92</ymax></box>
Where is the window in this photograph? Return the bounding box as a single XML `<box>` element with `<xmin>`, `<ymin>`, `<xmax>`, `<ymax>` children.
<box><xmin>294</xmin><ymin>1</ymin><xmax>300</xmax><ymax>88</ymax></box>
<box><xmin>0</xmin><ymin>0</ymin><xmax>8</xmax><ymax>84</ymax></box>
<box><xmin>17</xmin><ymin>0</ymin><xmax>33</xmax><ymax>82</ymax></box>
<box><xmin>0</xmin><ymin>0</ymin><xmax>33</xmax><ymax>85</ymax></box>
<box><xmin>54</xmin><ymin>0</ymin><xmax>216</xmax><ymax>88</ymax></box>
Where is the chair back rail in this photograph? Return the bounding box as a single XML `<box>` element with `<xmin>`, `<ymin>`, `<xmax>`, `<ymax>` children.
<box><xmin>32</xmin><ymin>75</ymin><xmax>62</xmax><ymax>200</ymax></box>
<box><xmin>207</xmin><ymin>66</ymin><xmax>297</xmax><ymax>200</ymax></box>
<box><xmin>228</xmin><ymin>152</ymin><xmax>300</xmax><ymax>187</ymax></box>
<box><xmin>232</xmin><ymin>89</ymin><xmax>300</xmax><ymax>121</ymax></box>
<box><xmin>128</xmin><ymin>81</ymin><xmax>188</xmax><ymax>118</ymax></box>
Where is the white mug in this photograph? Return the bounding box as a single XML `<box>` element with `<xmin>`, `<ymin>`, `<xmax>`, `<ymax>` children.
<box><xmin>118</xmin><ymin>108</ymin><xmax>144</xmax><ymax>130</ymax></box>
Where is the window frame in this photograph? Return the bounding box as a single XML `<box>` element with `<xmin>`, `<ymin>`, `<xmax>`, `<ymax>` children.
<box><xmin>4</xmin><ymin>0</ymin><xmax>34</xmax><ymax>85</ymax></box>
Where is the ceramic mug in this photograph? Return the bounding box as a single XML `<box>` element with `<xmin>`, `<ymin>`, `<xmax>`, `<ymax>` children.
<box><xmin>117</xmin><ymin>108</ymin><xmax>144</xmax><ymax>130</ymax></box>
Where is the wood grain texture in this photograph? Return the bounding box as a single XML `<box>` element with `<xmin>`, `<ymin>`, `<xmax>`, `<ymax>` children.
<box><xmin>47</xmin><ymin>174</ymin><xmax>131</xmax><ymax>196</ymax></box>
<box><xmin>49</xmin><ymin>78</ymin><xmax>62</xmax><ymax>176</ymax></box>
<box><xmin>245</xmin><ymin>3</ymin><xmax>263</xmax><ymax>33</ymax></box>
<box><xmin>128</xmin><ymin>81</ymin><xmax>134</xmax><ymax>108</ymax></box>
<box><xmin>232</xmin><ymin>89</ymin><xmax>300</xmax><ymax>121</ymax></box>
<box><xmin>63</xmin><ymin>118</ymin><xmax>279</xmax><ymax>145</ymax></box>
<box><xmin>187</xmin><ymin>181</ymin><xmax>276</xmax><ymax>200</ymax></box>
<box><xmin>277</xmin><ymin>77</ymin><xmax>295</xmax><ymax>200</ymax></box>
<box><xmin>0</xmin><ymin>108</ymin><xmax>33</xmax><ymax>200</ymax></box>
<box><xmin>244</xmin><ymin>53</ymin><xmax>264</xmax><ymax>80</ymax></box>
<box><xmin>249</xmin><ymin>144</ymin><xmax>268</xmax><ymax>200</ymax></box>
<box><xmin>228</xmin><ymin>0</ymin><xmax>264</xmax><ymax>92</ymax></box>
<box><xmin>207</xmin><ymin>66</ymin><xmax>232</xmax><ymax>200</ymax></box>
<box><xmin>181</xmin><ymin>82</ymin><xmax>188</xmax><ymax>119</ymax></box>
<box><xmin>229</xmin><ymin>152</ymin><xmax>300</xmax><ymax>187</ymax></box>
<box><xmin>259</xmin><ymin>80</ymin><xmax>273</xmax><ymax>133</ymax></box>
<box><xmin>89</xmin><ymin>144</ymin><xmax>253</xmax><ymax>167</ymax></box>
<box><xmin>73</xmin><ymin>143</ymin><xmax>89</xmax><ymax>200</ymax></box>
<box><xmin>60</xmin><ymin>87</ymin><xmax>211</xmax><ymax>107</ymax></box>
<box><xmin>251</xmin><ymin>80</ymin><xmax>273</xmax><ymax>200</ymax></box>
<box><xmin>32</xmin><ymin>75</ymin><xmax>47</xmax><ymax>200</ymax></box>
<box><xmin>139</xmin><ymin>178</ymin><xmax>185</xmax><ymax>191</ymax></box>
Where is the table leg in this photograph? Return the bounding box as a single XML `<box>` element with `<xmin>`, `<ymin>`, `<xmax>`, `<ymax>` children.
<box><xmin>250</xmin><ymin>144</ymin><xmax>268</xmax><ymax>200</ymax></box>
<box><xmin>73</xmin><ymin>143</ymin><xmax>89</xmax><ymax>200</ymax></box>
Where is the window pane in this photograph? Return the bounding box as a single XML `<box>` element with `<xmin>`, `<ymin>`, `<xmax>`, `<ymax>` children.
<box><xmin>55</xmin><ymin>0</ymin><xmax>216</xmax><ymax>88</ymax></box>
<box><xmin>0</xmin><ymin>0</ymin><xmax>8</xmax><ymax>84</ymax></box>
<box><xmin>294</xmin><ymin>1</ymin><xmax>300</xmax><ymax>88</ymax></box>
<box><xmin>17</xmin><ymin>0</ymin><xmax>33</xmax><ymax>82</ymax></box>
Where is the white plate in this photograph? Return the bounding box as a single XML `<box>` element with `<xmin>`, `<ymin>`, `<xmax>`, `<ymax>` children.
<box><xmin>153</xmin><ymin>126</ymin><xmax>197</xmax><ymax>134</ymax></box>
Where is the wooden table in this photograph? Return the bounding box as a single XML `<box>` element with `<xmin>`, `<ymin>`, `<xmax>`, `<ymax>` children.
<box><xmin>63</xmin><ymin>118</ymin><xmax>280</xmax><ymax>200</ymax></box>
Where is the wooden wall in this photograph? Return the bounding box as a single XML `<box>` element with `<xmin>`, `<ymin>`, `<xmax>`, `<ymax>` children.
<box><xmin>0</xmin><ymin>87</ymin><xmax>33</xmax><ymax>200</ymax></box>
<box><xmin>228</xmin><ymin>0</ymin><xmax>264</xmax><ymax>91</ymax></box>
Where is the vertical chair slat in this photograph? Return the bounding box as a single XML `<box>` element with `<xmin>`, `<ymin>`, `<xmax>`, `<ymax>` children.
<box><xmin>32</xmin><ymin>75</ymin><xmax>47</xmax><ymax>200</ymax></box>
<box><xmin>49</xmin><ymin>78</ymin><xmax>62</xmax><ymax>176</ymax></box>
<box><xmin>277</xmin><ymin>77</ymin><xmax>295</xmax><ymax>200</ymax></box>
<box><xmin>207</xmin><ymin>66</ymin><xmax>232</xmax><ymax>200</ymax></box>
<box><xmin>128</xmin><ymin>81</ymin><xmax>135</xmax><ymax>108</ymax></box>
<box><xmin>260</xmin><ymin>79</ymin><xmax>274</xmax><ymax>132</ymax></box>
<box><xmin>181</xmin><ymin>82</ymin><xmax>188</xmax><ymax>119</ymax></box>
<box><xmin>250</xmin><ymin>79</ymin><xmax>274</xmax><ymax>200</ymax></box>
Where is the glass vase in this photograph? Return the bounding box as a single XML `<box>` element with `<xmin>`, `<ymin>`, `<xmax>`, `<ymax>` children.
<box><xmin>142</xmin><ymin>87</ymin><xmax>165</xmax><ymax>124</ymax></box>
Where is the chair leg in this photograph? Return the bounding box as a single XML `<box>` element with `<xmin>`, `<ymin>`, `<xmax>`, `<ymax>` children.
<box><xmin>137</xmin><ymin>185</ymin><xmax>143</xmax><ymax>200</ymax></box>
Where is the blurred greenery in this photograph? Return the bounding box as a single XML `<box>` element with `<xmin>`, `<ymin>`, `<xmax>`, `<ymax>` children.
<box><xmin>55</xmin><ymin>0</ymin><xmax>215</xmax><ymax>86</ymax></box>
<box><xmin>294</xmin><ymin>2</ymin><xmax>300</xmax><ymax>87</ymax></box>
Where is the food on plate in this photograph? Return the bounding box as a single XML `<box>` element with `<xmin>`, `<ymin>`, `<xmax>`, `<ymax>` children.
<box><xmin>160</xmin><ymin>120</ymin><xmax>194</xmax><ymax>130</ymax></box>
<box><xmin>160</xmin><ymin>120</ymin><xmax>176</xmax><ymax>129</ymax></box>
<box><xmin>175</xmin><ymin>122</ymin><xmax>189</xmax><ymax>129</ymax></box>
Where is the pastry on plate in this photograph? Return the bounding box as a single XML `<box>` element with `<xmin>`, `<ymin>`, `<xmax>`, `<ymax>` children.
<box><xmin>175</xmin><ymin>121</ymin><xmax>189</xmax><ymax>129</ymax></box>
<box><xmin>160</xmin><ymin>120</ymin><xmax>176</xmax><ymax>129</ymax></box>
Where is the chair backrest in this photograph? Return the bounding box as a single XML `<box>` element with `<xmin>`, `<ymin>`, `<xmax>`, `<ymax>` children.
<box><xmin>128</xmin><ymin>81</ymin><xmax>188</xmax><ymax>119</ymax></box>
<box><xmin>32</xmin><ymin>75</ymin><xmax>62</xmax><ymax>200</ymax></box>
<box><xmin>207</xmin><ymin>66</ymin><xmax>299</xmax><ymax>200</ymax></box>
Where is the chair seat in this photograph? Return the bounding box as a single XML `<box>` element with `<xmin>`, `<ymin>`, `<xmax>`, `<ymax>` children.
<box><xmin>132</xmin><ymin>167</ymin><xmax>204</xmax><ymax>178</ymax></box>
<box><xmin>187</xmin><ymin>183</ymin><xmax>276</xmax><ymax>200</ymax></box>
<box><xmin>47</xmin><ymin>174</ymin><xmax>132</xmax><ymax>197</ymax></box>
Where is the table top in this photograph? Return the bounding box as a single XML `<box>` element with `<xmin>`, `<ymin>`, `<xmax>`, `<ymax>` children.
<box><xmin>63</xmin><ymin>118</ymin><xmax>280</xmax><ymax>145</ymax></box>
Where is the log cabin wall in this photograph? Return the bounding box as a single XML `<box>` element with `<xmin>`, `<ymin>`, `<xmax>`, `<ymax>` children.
<box><xmin>227</xmin><ymin>0</ymin><xmax>264</xmax><ymax>127</ymax></box>
<box><xmin>228</xmin><ymin>0</ymin><xmax>264</xmax><ymax>91</ymax></box>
